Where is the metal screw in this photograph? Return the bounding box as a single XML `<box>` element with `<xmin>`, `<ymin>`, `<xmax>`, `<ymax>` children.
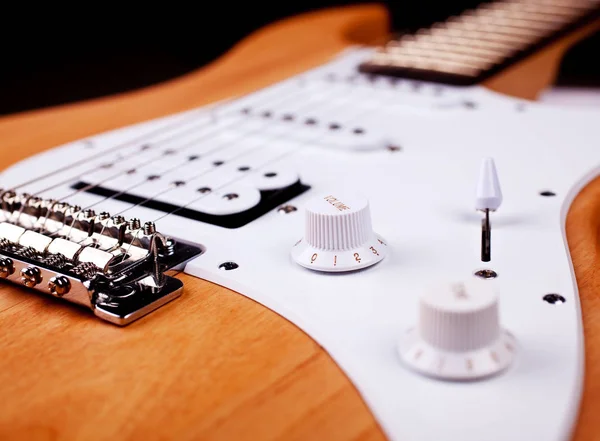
<box><xmin>164</xmin><ymin>237</ymin><xmax>176</xmax><ymax>256</ymax></box>
<box><xmin>277</xmin><ymin>205</ymin><xmax>297</xmax><ymax>214</ymax></box>
<box><xmin>128</xmin><ymin>218</ymin><xmax>141</xmax><ymax>230</ymax></box>
<box><xmin>112</xmin><ymin>215</ymin><xmax>126</xmax><ymax>225</ymax></box>
<box><xmin>21</xmin><ymin>266</ymin><xmax>42</xmax><ymax>287</ymax></box>
<box><xmin>143</xmin><ymin>221</ymin><xmax>156</xmax><ymax>235</ymax></box>
<box><xmin>97</xmin><ymin>212</ymin><xmax>110</xmax><ymax>221</ymax></box>
<box><xmin>219</xmin><ymin>261</ymin><xmax>239</xmax><ymax>271</ymax></box>
<box><xmin>540</xmin><ymin>191</ymin><xmax>556</xmax><ymax>197</ymax></box>
<box><xmin>387</xmin><ymin>145</ymin><xmax>402</xmax><ymax>152</ymax></box>
<box><xmin>223</xmin><ymin>193</ymin><xmax>239</xmax><ymax>200</ymax></box>
<box><xmin>0</xmin><ymin>258</ymin><xmax>15</xmax><ymax>278</ymax></box>
<box><xmin>474</xmin><ymin>269</ymin><xmax>497</xmax><ymax>279</ymax></box>
<box><xmin>83</xmin><ymin>209</ymin><xmax>96</xmax><ymax>219</ymax></box>
<box><xmin>543</xmin><ymin>293</ymin><xmax>566</xmax><ymax>304</ymax></box>
<box><xmin>48</xmin><ymin>276</ymin><xmax>71</xmax><ymax>297</ymax></box>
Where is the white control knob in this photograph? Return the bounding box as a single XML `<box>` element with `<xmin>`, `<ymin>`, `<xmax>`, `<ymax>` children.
<box><xmin>291</xmin><ymin>193</ymin><xmax>387</xmax><ymax>272</ymax></box>
<box><xmin>398</xmin><ymin>279</ymin><xmax>516</xmax><ymax>380</ymax></box>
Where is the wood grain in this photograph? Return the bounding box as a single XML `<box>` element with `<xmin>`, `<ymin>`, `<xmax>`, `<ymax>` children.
<box><xmin>0</xmin><ymin>4</ymin><xmax>598</xmax><ymax>441</ymax></box>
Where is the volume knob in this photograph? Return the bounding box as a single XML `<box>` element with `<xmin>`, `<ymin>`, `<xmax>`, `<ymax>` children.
<box><xmin>398</xmin><ymin>279</ymin><xmax>516</xmax><ymax>380</ymax></box>
<box><xmin>291</xmin><ymin>193</ymin><xmax>387</xmax><ymax>272</ymax></box>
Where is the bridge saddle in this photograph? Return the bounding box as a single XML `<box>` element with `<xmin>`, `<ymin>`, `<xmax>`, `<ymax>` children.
<box><xmin>0</xmin><ymin>190</ymin><xmax>202</xmax><ymax>325</ymax></box>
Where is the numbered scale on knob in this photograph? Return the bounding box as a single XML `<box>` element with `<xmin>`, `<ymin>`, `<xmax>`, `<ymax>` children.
<box><xmin>398</xmin><ymin>279</ymin><xmax>517</xmax><ymax>381</ymax></box>
<box><xmin>291</xmin><ymin>193</ymin><xmax>387</xmax><ymax>272</ymax></box>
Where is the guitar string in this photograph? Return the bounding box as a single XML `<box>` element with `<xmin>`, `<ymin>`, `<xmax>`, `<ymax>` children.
<box><xmin>43</xmin><ymin>82</ymin><xmax>319</xmax><ymax>238</ymax></box>
<box><xmin>7</xmin><ymin>71</ymin><xmax>313</xmax><ymax>192</ymax></box>
<box><xmin>49</xmin><ymin>74</ymin><xmax>352</xmax><ymax>240</ymax></box>
<box><xmin>6</xmin><ymin>76</ymin><xmax>316</xmax><ymax>227</ymax></box>
<box><xmin>30</xmin><ymin>78</ymin><xmax>314</xmax><ymax>199</ymax></box>
<box><xmin>119</xmin><ymin>77</ymin><xmax>398</xmax><ymax>260</ymax></box>
<box><xmin>98</xmin><ymin>76</ymin><xmax>363</xmax><ymax>244</ymax></box>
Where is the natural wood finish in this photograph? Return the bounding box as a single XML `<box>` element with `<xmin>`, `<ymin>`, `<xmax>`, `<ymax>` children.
<box><xmin>0</xmin><ymin>4</ymin><xmax>598</xmax><ymax>441</ymax></box>
<box><xmin>483</xmin><ymin>19</ymin><xmax>600</xmax><ymax>99</ymax></box>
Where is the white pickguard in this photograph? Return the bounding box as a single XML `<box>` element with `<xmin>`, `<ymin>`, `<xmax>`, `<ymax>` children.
<box><xmin>3</xmin><ymin>48</ymin><xmax>599</xmax><ymax>441</ymax></box>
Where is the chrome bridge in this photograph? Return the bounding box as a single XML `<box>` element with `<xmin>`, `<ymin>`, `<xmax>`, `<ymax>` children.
<box><xmin>0</xmin><ymin>191</ymin><xmax>202</xmax><ymax>325</ymax></box>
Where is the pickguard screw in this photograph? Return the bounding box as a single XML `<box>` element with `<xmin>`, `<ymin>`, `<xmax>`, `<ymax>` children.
<box><xmin>387</xmin><ymin>145</ymin><xmax>402</xmax><ymax>152</ymax></box>
<box><xmin>48</xmin><ymin>276</ymin><xmax>71</xmax><ymax>297</ymax></box>
<box><xmin>0</xmin><ymin>258</ymin><xmax>15</xmax><ymax>278</ymax></box>
<box><xmin>21</xmin><ymin>266</ymin><xmax>42</xmax><ymax>287</ymax></box>
<box><xmin>143</xmin><ymin>221</ymin><xmax>156</xmax><ymax>235</ymax></box>
<box><xmin>278</xmin><ymin>205</ymin><xmax>297</xmax><ymax>214</ymax></box>
<box><xmin>219</xmin><ymin>261</ymin><xmax>239</xmax><ymax>271</ymax></box>
<box><xmin>474</xmin><ymin>269</ymin><xmax>497</xmax><ymax>279</ymax></box>
<box><xmin>540</xmin><ymin>190</ymin><xmax>556</xmax><ymax>197</ymax></box>
<box><xmin>543</xmin><ymin>293</ymin><xmax>566</xmax><ymax>304</ymax></box>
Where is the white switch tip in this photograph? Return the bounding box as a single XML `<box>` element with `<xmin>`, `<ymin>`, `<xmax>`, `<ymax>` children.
<box><xmin>475</xmin><ymin>157</ymin><xmax>502</xmax><ymax>211</ymax></box>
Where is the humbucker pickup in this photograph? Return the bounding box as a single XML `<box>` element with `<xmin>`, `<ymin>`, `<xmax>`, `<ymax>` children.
<box><xmin>0</xmin><ymin>190</ymin><xmax>202</xmax><ymax>325</ymax></box>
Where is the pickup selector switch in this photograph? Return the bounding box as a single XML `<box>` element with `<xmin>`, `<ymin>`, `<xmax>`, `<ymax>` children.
<box><xmin>291</xmin><ymin>193</ymin><xmax>387</xmax><ymax>272</ymax></box>
<box><xmin>398</xmin><ymin>279</ymin><xmax>516</xmax><ymax>380</ymax></box>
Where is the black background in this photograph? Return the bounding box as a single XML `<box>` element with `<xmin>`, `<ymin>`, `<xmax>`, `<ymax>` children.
<box><xmin>1</xmin><ymin>1</ymin><xmax>597</xmax><ymax>115</ymax></box>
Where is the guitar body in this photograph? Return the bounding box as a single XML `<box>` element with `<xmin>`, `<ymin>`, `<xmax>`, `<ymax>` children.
<box><xmin>1</xmin><ymin>5</ymin><xmax>599</xmax><ymax>441</ymax></box>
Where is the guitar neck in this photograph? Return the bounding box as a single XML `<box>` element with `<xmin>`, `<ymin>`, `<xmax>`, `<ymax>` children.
<box><xmin>360</xmin><ymin>0</ymin><xmax>600</xmax><ymax>85</ymax></box>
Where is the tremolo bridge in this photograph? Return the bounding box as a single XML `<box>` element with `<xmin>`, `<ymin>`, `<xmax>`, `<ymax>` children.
<box><xmin>0</xmin><ymin>191</ymin><xmax>202</xmax><ymax>325</ymax></box>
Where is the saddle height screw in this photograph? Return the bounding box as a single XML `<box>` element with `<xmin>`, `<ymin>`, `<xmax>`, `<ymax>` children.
<box><xmin>48</xmin><ymin>276</ymin><xmax>71</xmax><ymax>297</ymax></box>
<box><xmin>21</xmin><ymin>266</ymin><xmax>42</xmax><ymax>287</ymax></box>
<box><xmin>97</xmin><ymin>212</ymin><xmax>110</xmax><ymax>221</ymax></box>
<box><xmin>143</xmin><ymin>221</ymin><xmax>156</xmax><ymax>235</ymax></box>
<box><xmin>128</xmin><ymin>218</ymin><xmax>141</xmax><ymax>230</ymax></box>
<box><xmin>112</xmin><ymin>215</ymin><xmax>126</xmax><ymax>225</ymax></box>
<box><xmin>0</xmin><ymin>258</ymin><xmax>15</xmax><ymax>278</ymax></box>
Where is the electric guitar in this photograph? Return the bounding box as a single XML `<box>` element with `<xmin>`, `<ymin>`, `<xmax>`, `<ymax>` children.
<box><xmin>1</xmin><ymin>3</ymin><xmax>600</xmax><ymax>441</ymax></box>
